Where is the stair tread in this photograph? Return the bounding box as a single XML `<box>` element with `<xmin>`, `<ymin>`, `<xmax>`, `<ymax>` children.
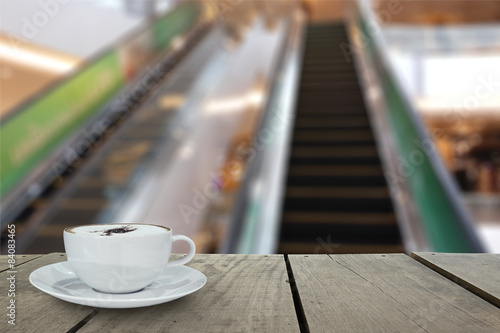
<box><xmin>287</xmin><ymin>165</ymin><xmax>382</xmax><ymax>176</ymax></box>
<box><xmin>293</xmin><ymin>130</ymin><xmax>373</xmax><ymax>142</ymax></box>
<box><xmin>294</xmin><ymin>117</ymin><xmax>370</xmax><ymax>128</ymax></box>
<box><xmin>291</xmin><ymin>146</ymin><xmax>378</xmax><ymax>157</ymax></box>
<box><xmin>278</xmin><ymin>23</ymin><xmax>401</xmax><ymax>254</ymax></box>
<box><xmin>282</xmin><ymin>212</ymin><xmax>396</xmax><ymax>224</ymax></box>
<box><xmin>285</xmin><ymin>186</ymin><xmax>389</xmax><ymax>199</ymax></box>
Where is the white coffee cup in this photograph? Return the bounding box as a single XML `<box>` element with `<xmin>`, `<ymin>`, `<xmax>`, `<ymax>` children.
<box><xmin>63</xmin><ymin>223</ymin><xmax>195</xmax><ymax>294</ymax></box>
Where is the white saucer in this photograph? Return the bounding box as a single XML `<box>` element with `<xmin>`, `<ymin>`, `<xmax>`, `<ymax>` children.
<box><xmin>29</xmin><ymin>261</ymin><xmax>207</xmax><ymax>308</ymax></box>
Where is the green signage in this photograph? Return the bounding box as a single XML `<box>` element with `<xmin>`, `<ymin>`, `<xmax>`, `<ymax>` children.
<box><xmin>153</xmin><ymin>2</ymin><xmax>202</xmax><ymax>51</ymax></box>
<box><xmin>0</xmin><ymin>2</ymin><xmax>203</xmax><ymax>199</ymax></box>
<box><xmin>0</xmin><ymin>51</ymin><xmax>124</xmax><ymax>197</ymax></box>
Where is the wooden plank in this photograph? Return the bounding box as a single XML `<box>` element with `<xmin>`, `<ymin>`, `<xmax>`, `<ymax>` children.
<box><xmin>0</xmin><ymin>253</ymin><xmax>97</xmax><ymax>331</ymax></box>
<box><xmin>411</xmin><ymin>252</ymin><xmax>500</xmax><ymax>308</ymax></box>
<box><xmin>0</xmin><ymin>254</ymin><xmax>42</xmax><ymax>272</ymax></box>
<box><xmin>288</xmin><ymin>254</ymin><xmax>500</xmax><ymax>332</ymax></box>
<box><xmin>77</xmin><ymin>254</ymin><xmax>299</xmax><ymax>333</ymax></box>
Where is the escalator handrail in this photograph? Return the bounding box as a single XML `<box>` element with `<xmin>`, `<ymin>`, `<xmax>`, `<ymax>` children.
<box><xmin>351</xmin><ymin>0</ymin><xmax>484</xmax><ymax>252</ymax></box>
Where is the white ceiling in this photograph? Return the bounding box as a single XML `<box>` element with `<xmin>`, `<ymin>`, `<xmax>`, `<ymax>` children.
<box><xmin>0</xmin><ymin>0</ymin><xmax>146</xmax><ymax>58</ymax></box>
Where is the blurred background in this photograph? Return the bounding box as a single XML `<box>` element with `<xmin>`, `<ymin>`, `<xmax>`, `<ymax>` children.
<box><xmin>0</xmin><ymin>0</ymin><xmax>498</xmax><ymax>255</ymax></box>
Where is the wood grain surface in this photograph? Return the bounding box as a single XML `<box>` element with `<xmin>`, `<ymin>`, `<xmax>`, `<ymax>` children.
<box><xmin>289</xmin><ymin>254</ymin><xmax>500</xmax><ymax>333</ymax></box>
<box><xmin>412</xmin><ymin>252</ymin><xmax>500</xmax><ymax>308</ymax></box>
<box><xmin>3</xmin><ymin>252</ymin><xmax>500</xmax><ymax>332</ymax></box>
<box><xmin>77</xmin><ymin>254</ymin><xmax>299</xmax><ymax>333</ymax></box>
<box><xmin>0</xmin><ymin>253</ymin><xmax>96</xmax><ymax>332</ymax></box>
<box><xmin>0</xmin><ymin>254</ymin><xmax>42</xmax><ymax>272</ymax></box>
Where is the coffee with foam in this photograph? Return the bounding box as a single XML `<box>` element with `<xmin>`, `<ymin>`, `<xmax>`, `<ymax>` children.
<box><xmin>64</xmin><ymin>223</ymin><xmax>195</xmax><ymax>293</ymax></box>
<box><xmin>66</xmin><ymin>224</ymin><xmax>170</xmax><ymax>237</ymax></box>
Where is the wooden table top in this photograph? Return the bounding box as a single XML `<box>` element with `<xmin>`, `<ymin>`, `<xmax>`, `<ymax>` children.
<box><xmin>2</xmin><ymin>253</ymin><xmax>499</xmax><ymax>332</ymax></box>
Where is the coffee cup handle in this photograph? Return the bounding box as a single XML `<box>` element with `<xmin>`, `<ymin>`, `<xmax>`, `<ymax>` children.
<box><xmin>167</xmin><ymin>235</ymin><xmax>196</xmax><ymax>267</ymax></box>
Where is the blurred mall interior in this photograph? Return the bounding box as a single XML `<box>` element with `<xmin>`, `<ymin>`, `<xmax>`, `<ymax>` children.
<box><xmin>0</xmin><ymin>0</ymin><xmax>499</xmax><ymax>254</ymax></box>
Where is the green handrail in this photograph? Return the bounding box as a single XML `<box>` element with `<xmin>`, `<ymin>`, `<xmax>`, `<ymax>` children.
<box><xmin>351</xmin><ymin>0</ymin><xmax>484</xmax><ymax>252</ymax></box>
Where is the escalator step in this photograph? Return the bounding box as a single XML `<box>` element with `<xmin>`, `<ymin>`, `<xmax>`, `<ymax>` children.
<box><xmin>287</xmin><ymin>176</ymin><xmax>387</xmax><ymax>187</ymax></box>
<box><xmin>287</xmin><ymin>165</ymin><xmax>382</xmax><ymax>176</ymax></box>
<box><xmin>292</xmin><ymin>129</ymin><xmax>374</xmax><ymax>143</ymax></box>
<box><xmin>281</xmin><ymin>211</ymin><xmax>396</xmax><ymax>225</ymax></box>
<box><xmin>296</xmin><ymin>106</ymin><xmax>367</xmax><ymax>115</ymax></box>
<box><xmin>294</xmin><ymin>115</ymin><xmax>370</xmax><ymax>128</ymax></box>
<box><xmin>291</xmin><ymin>146</ymin><xmax>378</xmax><ymax>158</ymax></box>
<box><xmin>280</xmin><ymin>223</ymin><xmax>401</xmax><ymax>244</ymax></box>
<box><xmin>285</xmin><ymin>186</ymin><xmax>389</xmax><ymax>199</ymax></box>
<box><xmin>279</xmin><ymin>23</ymin><xmax>401</xmax><ymax>254</ymax></box>
<box><xmin>289</xmin><ymin>157</ymin><xmax>381</xmax><ymax>165</ymax></box>
<box><xmin>286</xmin><ymin>165</ymin><xmax>386</xmax><ymax>186</ymax></box>
<box><xmin>283</xmin><ymin>198</ymin><xmax>394</xmax><ymax>213</ymax></box>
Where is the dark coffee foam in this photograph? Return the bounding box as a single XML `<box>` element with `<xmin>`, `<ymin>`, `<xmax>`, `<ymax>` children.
<box><xmin>90</xmin><ymin>226</ymin><xmax>137</xmax><ymax>236</ymax></box>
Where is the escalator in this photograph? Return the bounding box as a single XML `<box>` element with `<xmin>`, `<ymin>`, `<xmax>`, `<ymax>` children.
<box><xmin>279</xmin><ymin>23</ymin><xmax>403</xmax><ymax>254</ymax></box>
<box><xmin>3</xmin><ymin>2</ymin><xmax>485</xmax><ymax>256</ymax></box>
<box><xmin>2</xmin><ymin>27</ymin><xmax>214</xmax><ymax>254</ymax></box>
<box><xmin>1</xmin><ymin>1</ymin><xmax>295</xmax><ymax>255</ymax></box>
